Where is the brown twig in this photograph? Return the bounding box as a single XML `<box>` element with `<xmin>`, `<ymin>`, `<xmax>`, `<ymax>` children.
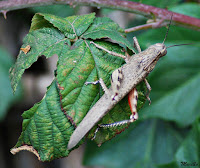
<box><xmin>0</xmin><ymin>0</ymin><xmax>200</xmax><ymax>31</ymax></box>
<box><xmin>125</xmin><ymin>19</ymin><xmax>168</xmax><ymax>33</ymax></box>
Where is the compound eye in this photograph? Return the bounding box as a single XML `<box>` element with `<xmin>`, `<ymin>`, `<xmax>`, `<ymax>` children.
<box><xmin>160</xmin><ymin>48</ymin><xmax>167</xmax><ymax>56</ymax></box>
<box><xmin>163</xmin><ymin>49</ymin><xmax>167</xmax><ymax>55</ymax></box>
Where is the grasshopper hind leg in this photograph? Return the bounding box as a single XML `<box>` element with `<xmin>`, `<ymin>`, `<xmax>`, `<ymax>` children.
<box><xmin>91</xmin><ymin>117</ymin><xmax>138</xmax><ymax>140</ymax></box>
<box><xmin>92</xmin><ymin>88</ymin><xmax>139</xmax><ymax>140</ymax></box>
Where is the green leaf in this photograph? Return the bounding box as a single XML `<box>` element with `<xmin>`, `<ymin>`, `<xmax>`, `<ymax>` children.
<box><xmin>0</xmin><ymin>47</ymin><xmax>22</xmax><ymax>121</ymax></box>
<box><xmin>31</xmin><ymin>13</ymin><xmax>96</xmax><ymax>39</ymax></box>
<box><xmin>82</xmin><ymin>17</ymin><xmax>135</xmax><ymax>52</ymax></box>
<box><xmin>30</xmin><ymin>14</ymin><xmax>56</xmax><ymax>32</ymax></box>
<box><xmin>170</xmin><ymin>3</ymin><xmax>200</xmax><ymax>18</ymax></box>
<box><xmin>11</xmin><ymin>80</ymin><xmax>74</xmax><ymax>161</ymax></box>
<box><xmin>84</xmin><ymin>119</ymin><xmax>183</xmax><ymax>168</ymax></box>
<box><xmin>128</xmin><ymin>0</ymin><xmax>181</xmax><ymax>8</ymax></box>
<box><xmin>9</xmin><ymin>27</ymin><xmax>70</xmax><ymax>93</ymax></box>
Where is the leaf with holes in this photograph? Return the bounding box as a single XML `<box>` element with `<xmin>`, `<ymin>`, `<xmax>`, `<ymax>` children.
<box><xmin>10</xmin><ymin>13</ymin><xmax>96</xmax><ymax>93</ymax></box>
<box><xmin>9</xmin><ymin>27</ymin><xmax>70</xmax><ymax>93</ymax></box>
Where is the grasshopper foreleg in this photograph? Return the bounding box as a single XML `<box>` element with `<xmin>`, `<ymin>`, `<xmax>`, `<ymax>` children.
<box><xmin>144</xmin><ymin>78</ymin><xmax>152</xmax><ymax>105</ymax></box>
<box><xmin>90</xmin><ymin>41</ymin><xmax>127</xmax><ymax>60</ymax></box>
<box><xmin>85</xmin><ymin>78</ymin><xmax>110</xmax><ymax>96</ymax></box>
<box><xmin>133</xmin><ymin>37</ymin><xmax>142</xmax><ymax>53</ymax></box>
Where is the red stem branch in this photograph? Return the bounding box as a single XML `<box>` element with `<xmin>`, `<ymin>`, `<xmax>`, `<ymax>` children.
<box><xmin>0</xmin><ymin>0</ymin><xmax>200</xmax><ymax>31</ymax></box>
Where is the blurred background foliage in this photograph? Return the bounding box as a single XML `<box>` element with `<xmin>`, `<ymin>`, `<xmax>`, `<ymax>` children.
<box><xmin>0</xmin><ymin>0</ymin><xmax>199</xmax><ymax>168</ymax></box>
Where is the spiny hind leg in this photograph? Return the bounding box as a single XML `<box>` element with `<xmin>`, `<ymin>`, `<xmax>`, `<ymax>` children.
<box><xmin>92</xmin><ymin>88</ymin><xmax>139</xmax><ymax>140</ymax></box>
<box><xmin>128</xmin><ymin>88</ymin><xmax>139</xmax><ymax>121</ymax></box>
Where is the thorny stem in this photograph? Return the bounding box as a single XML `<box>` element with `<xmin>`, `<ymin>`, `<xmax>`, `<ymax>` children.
<box><xmin>0</xmin><ymin>0</ymin><xmax>200</xmax><ymax>31</ymax></box>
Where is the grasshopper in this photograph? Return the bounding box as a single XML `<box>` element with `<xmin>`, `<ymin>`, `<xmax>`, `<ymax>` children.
<box><xmin>68</xmin><ymin>20</ymin><xmax>172</xmax><ymax>150</ymax></box>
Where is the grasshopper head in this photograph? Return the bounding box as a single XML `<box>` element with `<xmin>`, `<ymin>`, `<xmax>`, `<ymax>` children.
<box><xmin>154</xmin><ymin>43</ymin><xmax>167</xmax><ymax>57</ymax></box>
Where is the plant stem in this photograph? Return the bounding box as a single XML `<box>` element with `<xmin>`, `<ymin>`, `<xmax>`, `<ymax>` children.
<box><xmin>0</xmin><ymin>0</ymin><xmax>200</xmax><ymax>31</ymax></box>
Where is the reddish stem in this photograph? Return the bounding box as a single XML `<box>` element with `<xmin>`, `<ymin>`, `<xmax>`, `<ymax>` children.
<box><xmin>0</xmin><ymin>0</ymin><xmax>200</xmax><ymax>30</ymax></box>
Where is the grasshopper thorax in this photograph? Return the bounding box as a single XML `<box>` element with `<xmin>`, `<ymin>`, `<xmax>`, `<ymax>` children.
<box><xmin>143</xmin><ymin>43</ymin><xmax>167</xmax><ymax>72</ymax></box>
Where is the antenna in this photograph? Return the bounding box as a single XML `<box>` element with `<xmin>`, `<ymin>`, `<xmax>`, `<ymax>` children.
<box><xmin>167</xmin><ymin>43</ymin><xmax>193</xmax><ymax>48</ymax></box>
<box><xmin>163</xmin><ymin>14</ymin><xmax>173</xmax><ymax>44</ymax></box>
<box><xmin>162</xmin><ymin>14</ymin><xmax>193</xmax><ymax>48</ymax></box>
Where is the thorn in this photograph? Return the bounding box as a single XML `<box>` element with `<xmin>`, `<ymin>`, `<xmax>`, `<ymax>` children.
<box><xmin>1</xmin><ymin>10</ymin><xmax>8</xmax><ymax>19</ymax></box>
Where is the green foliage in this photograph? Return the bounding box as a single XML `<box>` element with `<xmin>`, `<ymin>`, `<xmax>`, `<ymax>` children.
<box><xmin>10</xmin><ymin>13</ymin><xmax>145</xmax><ymax>161</ymax></box>
<box><xmin>0</xmin><ymin>47</ymin><xmax>22</xmax><ymax>121</ymax></box>
<box><xmin>170</xmin><ymin>3</ymin><xmax>200</xmax><ymax>18</ymax></box>
<box><xmin>175</xmin><ymin>120</ymin><xmax>200</xmax><ymax>164</ymax></box>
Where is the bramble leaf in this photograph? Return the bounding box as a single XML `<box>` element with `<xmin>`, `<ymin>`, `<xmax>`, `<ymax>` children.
<box><xmin>11</xmin><ymin>13</ymin><xmax>144</xmax><ymax>161</ymax></box>
<box><xmin>82</xmin><ymin>17</ymin><xmax>135</xmax><ymax>52</ymax></box>
<box><xmin>31</xmin><ymin>13</ymin><xmax>95</xmax><ymax>39</ymax></box>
